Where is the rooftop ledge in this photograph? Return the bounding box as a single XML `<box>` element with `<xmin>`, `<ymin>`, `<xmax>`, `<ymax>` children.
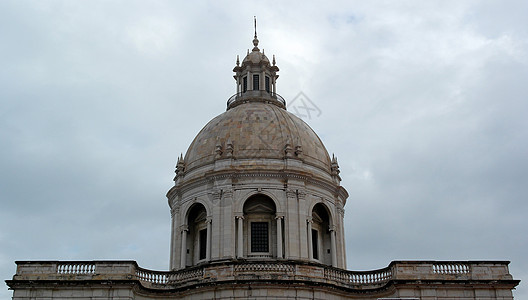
<box><xmin>227</xmin><ymin>90</ymin><xmax>286</xmax><ymax>110</ymax></box>
<box><xmin>6</xmin><ymin>260</ymin><xmax>519</xmax><ymax>292</ymax></box>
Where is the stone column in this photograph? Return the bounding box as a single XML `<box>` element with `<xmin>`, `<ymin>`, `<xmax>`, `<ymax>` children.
<box><xmin>169</xmin><ymin>206</ymin><xmax>179</xmax><ymax>270</ymax></box>
<box><xmin>261</xmin><ymin>70</ymin><xmax>264</xmax><ymax>91</ymax></box>
<box><xmin>307</xmin><ymin>217</ymin><xmax>313</xmax><ymax>260</ymax></box>
<box><xmin>248</xmin><ymin>71</ymin><xmax>252</xmax><ymax>90</ymax></box>
<box><xmin>337</xmin><ymin>206</ymin><xmax>346</xmax><ymax>268</ymax></box>
<box><xmin>236</xmin><ymin>215</ymin><xmax>244</xmax><ymax>258</ymax></box>
<box><xmin>180</xmin><ymin>225</ymin><xmax>188</xmax><ymax>269</ymax></box>
<box><xmin>276</xmin><ymin>215</ymin><xmax>284</xmax><ymax>259</ymax></box>
<box><xmin>206</xmin><ymin>217</ymin><xmax>212</xmax><ymax>261</ymax></box>
<box><xmin>330</xmin><ymin>225</ymin><xmax>337</xmax><ymax>267</ymax></box>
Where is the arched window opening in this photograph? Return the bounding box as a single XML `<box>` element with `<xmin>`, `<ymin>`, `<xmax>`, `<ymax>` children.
<box><xmin>265</xmin><ymin>76</ymin><xmax>270</xmax><ymax>93</ymax></box>
<box><xmin>253</xmin><ymin>74</ymin><xmax>260</xmax><ymax>90</ymax></box>
<box><xmin>311</xmin><ymin>229</ymin><xmax>319</xmax><ymax>260</ymax></box>
<box><xmin>311</xmin><ymin>203</ymin><xmax>332</xmax><ymax>265</ymax></box>
<box><xmin>243</xmin><ymin>194</ymin><xmax>277</xmax><ymax>258</ymax></box>
<box><xmin>186</xmin><ymin>204</ymin><xmax>208</xmax><ymax>266</ymax></box>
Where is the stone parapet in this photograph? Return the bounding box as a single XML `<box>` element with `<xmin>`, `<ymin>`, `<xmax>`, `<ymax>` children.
<box><xmin>7</xmin><ymin>260</ymin><xmax>518</xmax><ymax>292</ymax></box>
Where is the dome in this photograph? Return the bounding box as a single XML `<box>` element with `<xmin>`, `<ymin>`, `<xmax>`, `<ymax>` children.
<box><xmin>242</xmin><ymin>48</ymin><xmax>270</xmax><ymax>65</ymax></box>
<box><xmin>183</xmin><ymin>101</ymin><xmax>332</xmax><ymax>175</ymax></box>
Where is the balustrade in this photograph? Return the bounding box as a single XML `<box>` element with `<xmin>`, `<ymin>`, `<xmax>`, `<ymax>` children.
<box><xmin>432</xmin><ymin>262</ymin><xmax>470</xmax><ymax>274</ymax></box>
<box><xmin>325</xmin><ymin>267</ymin><xmax>392</xmax><ymax>285</ymax></box>
<box><xmin>57</xmin><ymin>262</ymin><xmax>96</xmax><ymax>274</ymax></box>
<box><xmin>169</xmin><ymin>267</ymin><xmax>204</xmax><ymax>283</ymax></box>
<box><xmin>135</xmin><ymin>269</ymin><xmax>168</xmax><ymax>284</ymax></box>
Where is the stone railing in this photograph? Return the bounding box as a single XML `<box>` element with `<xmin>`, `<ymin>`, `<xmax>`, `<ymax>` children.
<box><xmin>226</xmin><ymin>91</ymin><xmax>286</xmax><ymax>109</ymax></box>
<box><xmin>135</xmin><ymin>267</ymin><xmax>169</xmax><ymax>285</ymax></box>
<box><xmin>432</xmin><ymin>262</ymin><xmax>470</xmax><ymax>274</ymax></box>
<box><xmin>325</xmin><ymin>266</ymin><xmax>393</xmax><ymax>286</ymax></box>
<box><xmin>57</xmin><ymin>262</ymin><xmax>96</xmax><ymax>274</ymax></box>
<box><xmin>10</xmin><ymin>260</ymin><xmax>514</xmax><ymax>291</ymax></box>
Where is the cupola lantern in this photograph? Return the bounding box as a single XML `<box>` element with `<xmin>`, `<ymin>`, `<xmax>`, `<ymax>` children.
<box><xmin>229</xmin><ymin>18</ymin><xmax>283</xmax><ymax>110</ymax></box>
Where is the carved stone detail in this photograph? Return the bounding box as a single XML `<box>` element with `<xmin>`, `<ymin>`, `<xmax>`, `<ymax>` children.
<box><xmin>294</xmin><ymin>145</ymin><xmax>302</xmax><ymax>157</ymax></box>
<box><xmin>284</xmin><ymin>143</ymin><xmax>293</xmax><ymax>158</ymax></box>
<box><xmin>215</xmin><ymin>143</ymin><xmax>223</xmax><ymax>158</ymax></box>
<box><xmin>226</xmin><ymin>140</ymin><xmax>234</xmax><ymax>157</ymax></box>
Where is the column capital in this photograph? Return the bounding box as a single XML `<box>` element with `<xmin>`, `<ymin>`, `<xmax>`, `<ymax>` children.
<box><xmin>171</xmin><ymin>206</ymin><xmax>180</xmax><ymax>218</ymax></box>
<box><xmin>337</xmin><ymin>206</ymin><xmax>345</xmax><ymax>216</ymax></box>
<box><xmin>306</xmin><ymin>216</ymin><xmax>313</xmax><ymax>224</ymax></box>
<box><xmin>235</xmin><ymin>215</ymin><xmax>244</xmax><ymax>220</ymax></box>
<box><xmin>328</xmin><ymin>225</ymin><xmax>337</xmax><ymax>232</ymax></box>
<box><xmin>297</xmin><ymin>190</ymin><xmax>306</xmax><ymax>199</ymax></box>
<box><xmin>180</xmin><ymin>225</ymin><xmax>189</xmax><ymax>232</ymax></box>
<box><xmin>206</xmin><ymin>216</ymin><xmax>213</xmax><ymax>224</ymax></box>
<box><xmin>275</xmin><ymin>214</ymin><xmax>284</xmax><ymax>220</ymax></box>
<box><xmin>285</xmin><ymin>189</ymin><xmax>297</xmax><ymax>198</ymax></box>
<box><xmin>223</xmin><ymin>189</ymin><xmax>234</xmax><ymax>198</ymax></box>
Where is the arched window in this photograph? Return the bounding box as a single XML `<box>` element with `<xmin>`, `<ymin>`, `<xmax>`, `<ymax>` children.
<box><xmin>311</xmin><ymin>203</ymin><xmax>332</xmax><ymax>265</ymax></box>
<box><xmin>185</xmin><ymin>204</ymin><xmax>208</xmax><ymax>266</ymax></box>
<box><xmin>253</xmin><ymin>74</ymin><xmax>259</xmax><ymax>90</ymax></box>
<box><xmin>243</xmin><ymin>194</ymin><xmax>277</xmax><ymax>258</ymax></box>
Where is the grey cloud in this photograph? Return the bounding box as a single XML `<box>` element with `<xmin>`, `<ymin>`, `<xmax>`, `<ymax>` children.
<box><xmin>1</xmin><ymin>1</ymin><xmax>527</xmax><ymax>298</ymax></box>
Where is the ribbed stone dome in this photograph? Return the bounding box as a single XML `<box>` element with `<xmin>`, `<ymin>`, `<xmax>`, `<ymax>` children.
<box><xmin>183</xmin><ymin>101</ymin><xmax>332</xmax><ymax>174</ymax></box>
<box><xmin>242</xmin><ymin>50</ymin><xmax>270</xmax><ymax>65</ymax></box>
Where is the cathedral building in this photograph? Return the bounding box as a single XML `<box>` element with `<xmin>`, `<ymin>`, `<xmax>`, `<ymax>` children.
<box><xmin>6</xmin><ymin>27</ymin><xmax>519</xmax><ymax>300</ymax></box>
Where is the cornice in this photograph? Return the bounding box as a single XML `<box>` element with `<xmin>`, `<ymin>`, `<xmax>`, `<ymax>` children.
<box><xmin>169</xmin><ymin>169</ymin><xmax>347</xmax><ymax>201</ymax></box>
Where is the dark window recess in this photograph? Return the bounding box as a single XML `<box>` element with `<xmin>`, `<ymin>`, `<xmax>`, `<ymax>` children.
<box><xmin>199</xmin><ymin>229</ymin><xmax>207</xmax><ymax>260</ymax></box>
<box><xmin>253</xmin><ymin>74</ymin><xmax>260</xmax><ymax>90</ymax></box>
<box><xmin>312</xmin><ymin>229</ymin><xmax>319</xmax><ymax>259</ymax></box>
<box><xmin>265</xmin><ymin>76</ymin><xmax>270</xmax><ymax>92</ymax></box>
<box><xmin>243</xmin><ymin>77</ymin><xmax>247</xmax><ymax>93</ymax></box>
<box><xmin>251</xmin><ymin>222</ymin><xmax>269</xmax><ymax>252</ymax></box>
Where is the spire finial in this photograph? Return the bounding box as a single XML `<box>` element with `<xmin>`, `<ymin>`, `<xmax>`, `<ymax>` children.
<box><xmin>252</xmin><ymin>16</ymin><xmax>259</xmax><ymax>51</ymax></box>
<box><xmin>254</xmin><ymin>16</ymin><xmax>257</xmax><ymax>38</ymax></box>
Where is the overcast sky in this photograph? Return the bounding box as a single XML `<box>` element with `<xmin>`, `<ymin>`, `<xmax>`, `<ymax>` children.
<box><xmin>1</xmin><ymin>1</ymin><xmax>527</xmax><ymax>298</ymax></box>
